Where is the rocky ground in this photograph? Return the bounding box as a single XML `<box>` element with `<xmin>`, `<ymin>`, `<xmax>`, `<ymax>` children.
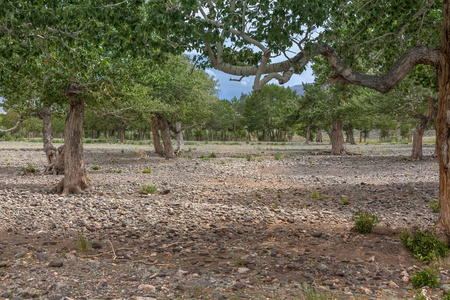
<box><xmin>0</xmin><ymin>141</ymin><xmax>449</xmax><ymax>299</ymax></box>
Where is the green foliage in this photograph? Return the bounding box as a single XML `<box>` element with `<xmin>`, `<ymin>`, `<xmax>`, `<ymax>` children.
<box><xmin>428</xmin><ymin>199</ymin><xmax>439</xmax><ymax>213</ymax></box>
<box><xmin>400</xmin><ymin>229</ymin><xmax>449</xmax><ymax>262</ymax></box>
<box><xmin>311</xmin><ymin>190</ymin><xmax>324</xmax><ymax>200</ymax></box>
<box><xmin>352</xmin><ymin>210</ymin><xmax>379</xmax><ymax>234</ymax></box>
<box><xmin>209</xmin><ymin>152</ymin><xmax>217</xmax><ymax>158</ymax></box>
<box><xmin>245</xmin><ymin>154</ymin><xmax>253</xmax><ymax>161</ymax></box>
<box><xmin>142</xmin><ymin>168</ymin><xmax>152</xmax><ymax>174</ymax></box>
<box><xmin>139</xmin><ymin>184</ymin><xmax>158</xmax><ymax>195</ymax></box>
<box><xmin>274</xmin><ymin>153</ymin><xmax>281</xmax><ymax>160</ymax></box>
<box><xmin>20</xmin><ymin>163</ymin><xmax>36</xmax><ymax>175</ymax></box>
<box><xmin>78</xmin><ymin>232</ymin><xmax>88</xmax><ymax>251</ymax></box>
<box><xmin>341</xmin><ymin>197</ymin><xmax>350</xmax><ymax>205</ymax></box>
<box><xmin>91</xmin><ymin>165</ymin><xmax>100</xmax><ymax>171</ymax></box>
<box><xmin>411</xmin><ymin>266</ymin><xmax>440</xmax><ymax>288</ymax></box>
<box><xmin>300</xmin><ymin>284</ymin><xmax>336</xmax><ymax>300</ymax></box>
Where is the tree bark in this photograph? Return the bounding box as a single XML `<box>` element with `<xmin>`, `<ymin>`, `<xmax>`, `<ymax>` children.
<box><xmin>436</xmin><ymin>0</ymin><xmax>450</xmax><ymax>238</ymax></box>
<box><xmin>159</xmin><ymin>117</ymin><xmax>176</xmax><ymax>159</ymax></box>
<box><xmin>347</xmin><ymin>123</ymin><xmax>356</xmax><ymax>145</ymax></box>
<box><xmin>316</xmin><ymin>130</ymin><xmax>322</xmax><ymax>142</ymax></box>
<box><xmin>331</xmin><ymin>119</ymin><xmax>345</xmax><ymax>155</ymax></box>
<box><xmin>305</xmin><ymin>123</ymin><xmax>312</xmax><ymax>145</ymax></box>
<box><xmin>152</xmin><ymin>116</ymin><xmax>164</xmax><ymax>156</ymax></box>
<box><xmin>411</xmin><ymin>120</ymin><xmax>426</xmax><ymax>160</ymax></box>
<box><xmin>54</xmin><ymin>95</ymin><xmax>92</xmax><ymax>195</ymax></box>
<box><xmin>175</xmin><ymin>122</ymin><xmax>184</xmax><ymax>154</ymax></box>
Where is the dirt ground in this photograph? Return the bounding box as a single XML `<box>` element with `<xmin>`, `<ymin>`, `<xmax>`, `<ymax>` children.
<box><xmin>0</xmin><ymin>141</ymin><xmax>449</xmax><ymax>299</ymax></box>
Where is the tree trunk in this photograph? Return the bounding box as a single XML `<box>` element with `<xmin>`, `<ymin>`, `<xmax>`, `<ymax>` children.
<box><xmin>305</xmin><ymin>123</ymin><xmax>312</xmax><ymax>145</ymax></box>
<box><xmin>175</xmin><ymin>122</ymin><xmax>184</xmax><ymax>154</ymax></box>
<box><xmin>331</xmin><ymin>119</ymin><xmax>345</xmax><ymax>155</ymax></box>
<box><xmin>152</xmin><ymin>116</ymin><xmax>164</xmax><ymax>156</ymax></box>
<box><xmin>54</xmin><ymin>96</ymin><xmax>92</xmax><ymax>195</ymax></box>
<box><xmin>119</xmin><ymin>123</ymin><xmax>125</xmax><ymax>143</ymax></box>
<box><xmin>37</xmin><ymin>106</ymin><xmax>57</xmax><ymax>165</ymax></box>
<box><xmin>436</xmin><ymin>1</ymin><xmax>450</xmax><ymax>237</ymax></box>
<box><xmin>316</xmin><ymin>130</ymin><xmax>322</xmax><ymax>142</ymax></box>
<box><xmin>159</xmin><ymin>117</ymin><xmax>176</xmax><ymax>159</ymax></box>
<box><xmin>347</xmin><ymin>123</ymin><xmax>356</xmax><ymax>145</ymax></box>
<box><xmin>411</xmin><ymin>121</ymin><xmax>426</xmax><ymax>160</ymax></box>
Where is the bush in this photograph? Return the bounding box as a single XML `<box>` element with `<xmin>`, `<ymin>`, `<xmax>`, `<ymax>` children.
<box><xmin>352</xmin><ymin>209</ymin><xmax>379</xmax><ymax>234</ymax></box>
<box><xmin>139</xmin><ymin>184</ymin><xmax>158</xmax><ymax>194</ymax></box>
<box><xmin>400</xmin><ymin>229</ymin><xmax>449</xmax><ymax>262</ymax></box>
<box><xmin>91</xmin><ymin>165</ymin><xmax>100</xmax><ymax>170</ymax></box>
<box><xmin>274</xmin><ymin>153</ymin><xmax>281</xmax><ymax>160</ymax></box>
<box><xmin>411</xmin><ymin>266</ymin><xmax>440</xmax><ymax>288</ymax></box>
<box><xmin>209</xmin><ymin>152</ymin><xmax>217</xmax><ymax>158</ymax></box>
<box><xmin>142</xmin><ymin>168</ymin><xmax>152</xmax><ymax>174</ymax></box>
<box><xmin>21</xmin><ymin>163</ymin><xmax>37</xmax><ymax>175</ymax></box>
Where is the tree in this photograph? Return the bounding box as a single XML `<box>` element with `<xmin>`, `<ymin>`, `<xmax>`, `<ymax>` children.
<box><xmin>154</xmin><ymin>0</ymin><xmax>450</xmax><ymax>237</ymax></box>
<box><xmin>0</xmin><ymin>1</ymin><xmax>168</xmax><ymax>195</ymax></box>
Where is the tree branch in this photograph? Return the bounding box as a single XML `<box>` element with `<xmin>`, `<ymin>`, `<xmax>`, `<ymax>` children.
<box><xmin>321</xmin><ymin>44</ymin><xmax>440</xmax><ymax>93</ymax></box>
<box><xmin>0</xmin><ymin>117</ymin><xmax>25</xmax><ymax>134</ymax></box>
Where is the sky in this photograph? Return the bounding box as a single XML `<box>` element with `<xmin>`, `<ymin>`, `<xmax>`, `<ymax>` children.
<box><xmin>206</xmin><ymin>64</ymin><xmax>315</xmax><ymax>100</ymax></box>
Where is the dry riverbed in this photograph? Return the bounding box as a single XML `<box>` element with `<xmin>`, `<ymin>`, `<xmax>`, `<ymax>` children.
<box><xmin>0</xmin><ymin>141</ymin><xmax>449</xmax><ymax>299</ymax></box>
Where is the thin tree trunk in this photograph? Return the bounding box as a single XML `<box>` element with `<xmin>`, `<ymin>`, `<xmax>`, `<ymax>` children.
<box><xmin>152</xmin><ymin>116</ymin><xmax>164</xmax><ymax>156</ymax></box>
<box><xmin>411</xmin><ymin>122</ymin><xmax>426</xmax><ymax>160</ymax></box>
<box><xmin>119</xmin><ymin>123</ymin><xmax>125</xmax><ymax>143</ymax></box>
<box><xmin>54</xmin><ymin>96</ymin><xmax>92</xmax><ymax>195</ymax></box>
<box><xmin>305</xmin><ymin>124</ymin><xmax>312</xmax><ymax>145</ymax></box>
<box><xmin>37</xmin><ymin>107</ymin><xmax>57</xmax><ymax>165</ymax></box>
<box><xmin>347</xmin><ymin>123</ymin><xmax>356</xmax><ymax>145</ymax></box>
<box><xmin>159</xmin><ymin>117</ymin><xmax>176</xmax><ymax>159</ymax></box>
<box><xmin>175</xmin><ymin>122</ymin><xmax>184</xmax><ymax>154</ymax></box>
<box><xmin>316</xmin><ymin>130</ymin><xmax>322</xmax><ymax>142</ymax></box>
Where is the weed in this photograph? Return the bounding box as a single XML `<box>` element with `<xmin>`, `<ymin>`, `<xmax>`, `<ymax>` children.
<box><xmin>277</xmin><ymin>192</ymin><xmax>281</xmax><ymax>198</ymax></box>
<box><xmin>209</xmin><ymin>152</ymin><xmax>217</xmax><ymax>158</ymax></box>
<box><xmin>139</xmin><ymin>184</ymin><xmax>158</xmax><ymax>195</ymax></box>
<box><xmin>400</xmin><ymin>229</ymin><xmax>449</xmax><ymax>262</ymax></box>
<box><xmin>257</xmin><ymin>158</ymin><xmax>263</xmax><ymax>162</ymax></box>
<box><xmin>300</xmin><ymin>284</ymin><xmax>336</xmax><ymax>299</ymax></box>
<box><xmin>274</xmin><ymin>153</ymin><xmax>281</xmax><ymax>160</ymax></box>
<box><xmin>116</xmin><ymin>170</ymin><xmax>122</xmax><ymax>173</ymax></box>
<box><xmin>352</xmin><ymin>209</ymin><xmax>380</xmax><ymax>234</ymax></box>
<box><xmin>245</xmin><ymin>154</ymin><xmax>253</xmax><ymax>161</ymax></box>
<box><xmin>311</xmin><ymin>190</ymin><xmax>324</xmax><ymax>200</ymax></box>
<box><xmin>21</xmin><ymin>163</ymin><xmax>36</xmax><ymax>175</ymax></box>
<box><xmin>428</xmin><ymin>199</ymin><xmax>439</xmax><ymax>213</ymax></box>
<box><xmin>411</xmin><ymin>266</ymin><xmax>440</xmax><ymax>288</ymax></box>
<box><xmin>341</xmin><ymin>197</ymin><xmax>350</xmax><ymax>205</ymax></box>
<box><xmin>78</xmin><ymin>232</ymin><xmax>88</xmax><ymax>251</ymax></box>
<box><xmin>142</xmin><ymin>168</ymin><xmax>152</xmax><ymax>174</ymax></box>
<box><xmin>220</xmin><ymin>160</ymin><xmax>225</xmax><ymax>164</ymax></box>
<box><xmin>273</xmin><ymin>203</ymin><xmax>279</xmax><ymax>208</ymax></box>
<box><xmin>91</xmin><ymin>165</ymin><xmax>100</xmax><ymax>170</ymax></box>
<box><xmin>121</xmin><ymin>149</ymin><xmax>124</xmax><ymax>153</ymax></box>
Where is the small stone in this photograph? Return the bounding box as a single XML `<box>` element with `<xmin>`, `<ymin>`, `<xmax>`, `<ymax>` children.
<box><xmin>91</xmin><ymin>242</ymin><xmax>102</xmax><ymax>249</ymax></box>
<box><xmin>138</xmin><ymin>284</ymin><xmax>156</xmax><ymax>292</ymax></box>
<box><xmin>48</xmin><ymin>260</ymin><xmax>63</xmax><ymax>268</ymax></box>
<box><xmin>213</xmin><ymin>293</ymin><xmax>228</xmax><ymax>299</ymax></box>
<box><xmin>441</xmin><ymin>284</ymin><xmax>450</xmax><ymax>293</ymax></box>
<box><xmin>388</xmin><ymin>281</ymin><xmax>399</xmax><ymax>288</ymax></box>
<box><xmin>177</xmin><ymin>269</ymin><xmax>189</xmax><ymax>276</ymax></box>
<box><xmin>237</xmin><ymin>267</ymin><xmax>250</xmax><ymax>274</ymax></box>
<box><xmin>233</xmin><ymin>282</ymin><xmax>246</xmax><ymax>290</ymax></box>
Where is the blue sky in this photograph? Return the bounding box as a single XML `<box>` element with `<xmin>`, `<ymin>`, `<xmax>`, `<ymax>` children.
<box><xmin>205</xmin><ymin>63</ymin><xmax>315</xmax><ymax>100</ymax></box>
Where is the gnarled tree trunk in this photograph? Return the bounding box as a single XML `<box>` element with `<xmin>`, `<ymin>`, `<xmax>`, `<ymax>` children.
<box><xmin>175</xmin><ymin>122</ymin><xmax>184</xmax><ymax>155</ymax></box>
<box><xmin>40</xmin><ymin>107</ymin><xmax>57</xmax><ymax>165</ymax></box>
<box><xmin>305</xmin><ymin>123</ymin><xmax>312</xmax><ymax>145</ymax></box>
<box><xmin>54</xmin><ymin>92</ymin><xmax>92</xmax><ymax>196</ymax></box>
<box><xmin>152</xmin><ymin>116</ymin><xmax>164</xmax><ymax>156</ymax></box>
<box><xmin>315</xmin><ymin>130</ymin><xmax>322</xmax><ymax>142</ymax></box>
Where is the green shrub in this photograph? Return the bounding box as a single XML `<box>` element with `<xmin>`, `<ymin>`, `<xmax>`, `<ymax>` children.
<box><xmin>411</xmin><ymin>266</ymin><xmax>440</xmax><ymax>288</ymax></box>
<box><xmin>21</xmin><ymin>163</ymin><xmax>36</xmax><ymax>175</ymax></box>
<box><xmin>352</xmin><ymin>209</ymin><xmax>379</xmax><ymax>234</ymax></box>
<box><xmin>139</xmin><ymin>184</ymin><xmax>158</xmax><ymax>194</ymax></box>
<box><xmin>400</xmin><ymin>229</ymin><xmax>449</xmax><ymax>262</ymax></box>
<box><xmin>91</xmin><ymin>165</ymin><xmax>100</xmax><ymax>170</ymax></box>
<box><xmin>245</xmin><ymin>154</ymin><xmax>253</xmax><ymax>161</ymax></box>
<box><xmin>429</xmin><ymin>199</ymin><xmax>439</xmax><ymax>213</ymax></box>
<box><xmin>142</xmin><ymin>168</ymin><xmax>152</xmax><ymax>174</ymax></box>
<box><xmin>274</xmin><ymin>153</ymin><xmax>281</xmax><ymax>160</ymax></box>
<box><xmin>341</xmin><ymin>197</ymin><xmax>350</xmax><ymax>205</ymax></box>
<box><xmin>209</xmin><ymin>152</ymin><xmax>217</xmax><ymax>158</ymax></box>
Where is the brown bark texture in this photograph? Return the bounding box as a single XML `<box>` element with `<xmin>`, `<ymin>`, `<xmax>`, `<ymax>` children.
<box><xmin>40</xmin><ymin>107</ymin><xmax>57</xmax><ymax>165</ymax></box>
<box><xmin>331</xmin><ymin>119</ymin><xmax>345</xmax><ymax>155</ymax></box>
<box><xmin>54</xmin><ymin>97</ymin><xmax>92</xmax><ymax>195</ymax></box>
<box><xmin>347</xmin><ymin>123</ymin><xmax>356</xmax><ymax>145</ymax></box>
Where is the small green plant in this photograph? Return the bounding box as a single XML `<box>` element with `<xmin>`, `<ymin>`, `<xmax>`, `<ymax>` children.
<box><xmin>245</xmin><ymin>154</ymin><xmax>253</xmax><ymax>161</ymax></box>
<box><xmin>142</xmin><ymin>168</ymin><xmax>152</xmax><ymax>174</ymax></box>
<box><xmin>311</xmin><ymin>190</ymin><xmax>324</xmax><ymax>200</ymax></box>
<box><xmin>300</xmin><ymin>284</ymin><xmax>336</xmax><ymax>300</ymax></box>
<box><xmin>209</xmin><ymin>152</ymin><xmax>217</xmax><ymax>158</ymax></box>
<box><xmin>273</xmin><ymin>203</ymin><xmax>279</xmax><ymax>208</ymax></box>
<box><xmin>116</xmin><ymin>169</ymin><xmax>122</xmax><ymax>173</ymax></box>
<box><xmin>352</xmin><ymin>209</ymin><xmax>380</xmax><ymax>234</ymax></box>
<box><xmin>21</xmin><ymin>163</ymin><xmax>36</xmax><ymax>175</ymax></box>
<box><xmin>257</xmin><ymin>158</ymin><xmax>263</xmax><ymax>162</ymax></box>
<box><xmin>429</xmin><ymin>199</ymin><xmax>439</xmax><ymax>213</ymax></box>
<box><xmin>341</xmin><ymin>197</ymin><xmax>350</xmax><ymax>205</ymax></box>
<box><xmin>277</xmin><ymin>192</ymin><xmax>281</xmax><ymax>198</ymax></box>
<box><xmin>78</xmin><ymin>232</ymin><xmax>88</xmax><ymax>251</ymax></box>
<box><xmin>139</xmin><ymin>184</ymin><xmax>158</xmax><ymax>194</ymax></box>
<box><xmin>220</xmin><ymin>160</ymin><xmax>225</xmax><ymax>164</ymax></box>
<box><xmin>91</xmin><ymin>165</ymin><xmax>100</xmax><ymax>170</ymax></box>
<box><xmin>274</xmin><ymin>153</ymin><xmax>281</xmax><ymax>160</ymax></box>
<box><xmin>400</xmin><ymin>229</ymin><xmax>449</xmax><ymax>262</ymax></box>
<box><xmin>411</xmin><ymin>266</ymin><xmax>440</xmax><ymax>288</ymax></box>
